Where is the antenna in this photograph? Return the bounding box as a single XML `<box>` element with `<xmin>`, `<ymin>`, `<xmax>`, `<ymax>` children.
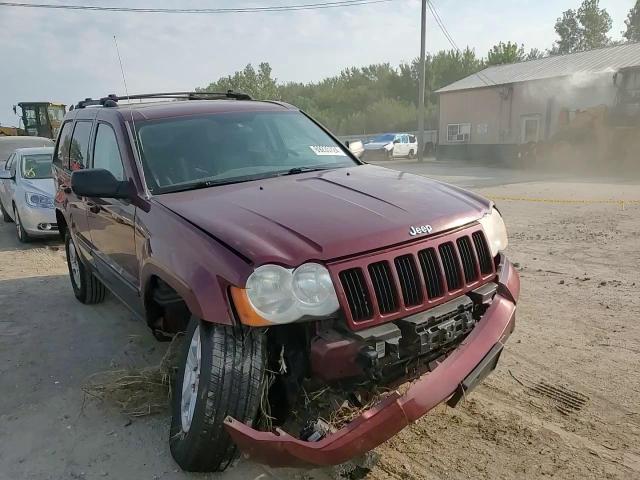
<box><xmin>113</xmin><ymin>35</ymin><xmax>147</xmax><ymax>192</ymax></box>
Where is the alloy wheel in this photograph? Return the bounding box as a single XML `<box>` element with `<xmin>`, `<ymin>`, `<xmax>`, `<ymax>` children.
<box><xmin>180</xmin><ymin>325</ymin><xmax>201</xmax><ymax>433</ymax></box>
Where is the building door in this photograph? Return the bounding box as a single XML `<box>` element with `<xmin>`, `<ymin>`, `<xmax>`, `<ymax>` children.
<box><xmin>521</xmin><ymin>115</ymin><xmax>541</xmax><ymax>143</ymax></box>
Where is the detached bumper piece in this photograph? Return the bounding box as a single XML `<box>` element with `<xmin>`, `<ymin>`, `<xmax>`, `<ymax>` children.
<box><xmin>225</xmin><ymin>257</ymin><xmax>520</xmax><ymax>468</ymax></box>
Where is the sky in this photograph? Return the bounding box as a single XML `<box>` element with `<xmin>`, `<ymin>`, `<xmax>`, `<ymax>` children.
<box><xmin>0</xmin><ymin>0</ymin><xmax>634</xmax><ymax>127</ymax></box>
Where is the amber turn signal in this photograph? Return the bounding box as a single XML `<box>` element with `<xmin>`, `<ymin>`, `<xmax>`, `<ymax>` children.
<box><xmin>230</xmin><ymin>287</ymin><xmax>273</xmax><ymax>327</ymax></box>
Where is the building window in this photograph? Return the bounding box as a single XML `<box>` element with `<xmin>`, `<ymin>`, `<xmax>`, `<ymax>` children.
<box><xmin>521</xmin><ymin>115</ymin><xmax>541</xmax><ymax>143</ymax></box>
<box><xmin>447</xmin><ymin>123</ymin><xmax>471</xmax><ymax>143</ymax></box>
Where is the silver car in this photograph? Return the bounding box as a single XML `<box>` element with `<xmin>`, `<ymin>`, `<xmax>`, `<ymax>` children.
<box><xmin>0</xmin><ymin>147</ymin><xmax>57</xmax><ymax>242</ymax></box>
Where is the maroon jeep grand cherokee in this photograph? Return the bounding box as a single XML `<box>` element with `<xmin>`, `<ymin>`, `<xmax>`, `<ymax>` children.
<box><xmin>53</xmin><ymin>92</ymin><xmax>519</xmax><ymax>472</ymax></box>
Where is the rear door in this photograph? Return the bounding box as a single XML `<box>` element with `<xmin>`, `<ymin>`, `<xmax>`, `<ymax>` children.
<box><xmin>54</xmin><ymin>118</ymin><xmax>95</xmax><ymax>248</ymax></box>
<box><xmin>85</xmin><ymin>121</ymin><xmax>139</xmax><ymax>308</ymax></box>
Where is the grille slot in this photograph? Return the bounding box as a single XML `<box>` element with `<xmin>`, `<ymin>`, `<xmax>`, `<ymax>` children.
<box><xmin>339</xmin><ymin>268</ymin><xmax>373</xmax><ymax>321</ymax></box>
<box><xmin>394</xmin><ymin>255</ymin><xmax>423</xmax><ymax>306</ymax></box>
<box><xmin>418</xmin><ymin>247</ymin><xmax>444</xmax><ymax>298</ymax></box>
<box><xmin>439</xmin><ymin>242</ymin><xmax>463</xmax><ymax>290</ymax></box>
<box><xmin>368</xmin><ymin>262</ymin><xmax>399</xmax><ymax>314</ymax></box>
<box><xmin>457</xmin><ymin>236</ymin><xmax>479</xmax><ymax>283</ymax></box>
<box><xmin>472</xmin><ymin>231</ymin><xmax>493</xmax><ymax>274</ymax></box>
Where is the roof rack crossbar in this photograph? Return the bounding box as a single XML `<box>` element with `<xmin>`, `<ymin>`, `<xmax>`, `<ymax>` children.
<box><xmin>73</xmin><ymin>90</ymin><xmax>252</xmax><ymax>109</ymax></box>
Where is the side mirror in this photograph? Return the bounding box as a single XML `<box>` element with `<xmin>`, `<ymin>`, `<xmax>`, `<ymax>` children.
<box><xmin>71</xmin><ymin>168</ymin><xmax>129</xmax><ymax>199</ymax></box>
<box><xmin>344</xmin><ymin>140</ymin><xmax>350</xmax><ymax>148</ymax></box>
<box><xmin>0</xmin><ymin>170</ymin><xmax>13</xmax><ymax>180</ymax></box>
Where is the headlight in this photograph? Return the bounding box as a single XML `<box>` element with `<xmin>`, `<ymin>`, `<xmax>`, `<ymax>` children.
<box><xmin>25</xmin><ymin>192</ymin><xmax>54</xmax><ymax>209</ymax></box>
<box><xmin>243</xmin><ymin>263</ymin><xmax>339</xmax><ymax>324</ymax></box>
<box><xmin>478</xmin><ymin>207</ymin><xmax>508</xmax><ymax>257</ymax></box>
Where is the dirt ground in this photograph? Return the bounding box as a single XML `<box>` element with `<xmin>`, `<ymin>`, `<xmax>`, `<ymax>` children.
<box><xmin>1</xmin><ymin>161</ymin><xmax>639</xmax><ymax>480</ymax></box>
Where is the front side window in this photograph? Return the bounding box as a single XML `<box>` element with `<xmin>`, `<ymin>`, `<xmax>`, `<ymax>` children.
<box><xmin>4</xmin><ymin>153</ymin><xmax>15</xmax><ymax>170</ymax></box>
<box><xmin>93</xmin><ymin>124</ymin><xmax>125</xmax><ymax>180</ymax></box>
<box><xmin>21</xmin><ymin>153</ymin><xmax>53</xmax><ymax>179</ymax></box>
<box><xmin>69</xmin><ymin>121</ymin><xmax>93</xmax><ymax>171</ymax></box>
<box><xmin>135</xmin><ymin>111</ymin><xmax>357</xmax><ymax>194</ymax></box>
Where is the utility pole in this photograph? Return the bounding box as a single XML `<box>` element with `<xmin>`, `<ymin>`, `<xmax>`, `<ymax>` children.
<box><xmin>417</xmin><ymin>0</ymin><xmax>427</xmax><ymax>162</ymax></box>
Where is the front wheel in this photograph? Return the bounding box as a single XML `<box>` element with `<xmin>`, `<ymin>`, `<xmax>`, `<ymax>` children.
<box><xmin>170</xmin><ymin>319</ymin><xmax>266</xmax><ymax>472</ymax></box>
<box><xmin>408</xmin><ymin>149</ymin><xmax>415</xmax><ymax>159</ymax></box>
<box><xmin>65</xmin><ymin>231</ymin><xmax>106</xmax><ymax>304</ymax></box>
<box><xmin>14</xmin><ymin>207</ymin><xmax>30</xmax><ymax>243</ymax></box>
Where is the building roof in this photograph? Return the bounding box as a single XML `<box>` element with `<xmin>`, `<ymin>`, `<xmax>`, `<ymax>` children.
<box><xmin>436</xmin><ymin>42</ymin><xmax>640</xmax><ymax>93</ymax></box>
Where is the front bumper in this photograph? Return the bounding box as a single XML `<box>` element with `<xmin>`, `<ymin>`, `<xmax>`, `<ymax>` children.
<box><xmin>225</xmin><ymin>256</ymin><xmax>520</xmax><ymax>467</ymax></box>
<box><xmin>18</xmin><ymin>204</ymin><xmax>57</xmax><ymax>236</ymax></box>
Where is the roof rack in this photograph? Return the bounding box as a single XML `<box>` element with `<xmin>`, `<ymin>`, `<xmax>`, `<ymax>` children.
<box><xmin>71</xmin><ymin>90</ymin><xmax>253</xmax><ymax>110</ymax></box>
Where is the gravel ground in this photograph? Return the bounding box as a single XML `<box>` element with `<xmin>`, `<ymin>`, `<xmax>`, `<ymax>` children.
<box><xmin>1</xmin><ymin>161</ymin><xmax>638</xmax><ymax>480</ymax></box>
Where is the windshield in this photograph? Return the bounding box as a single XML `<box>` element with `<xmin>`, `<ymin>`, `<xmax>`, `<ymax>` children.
<box><xmin>370</xmin><ymin>134</ymin><xmax>395</xmax><ymax>143</ymax></box>
<box><xmin>135</xmin><ymin>111</ymin><xmax>357</xmax><ymax>194</ymax></box>
<box><xmin>21</xmin><ymin>154</ymin><xmax>53</xmax><ymax>179</ymax></box>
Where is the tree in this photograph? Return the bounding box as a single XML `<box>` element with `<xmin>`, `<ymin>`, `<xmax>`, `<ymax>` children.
<box><xmin>197</xmin><ymin>62</ymin><xmax>278</xmax><ymax>100</ymax></box>
<box><xmin>623</xmin><ymin>1</ymin><xmax>640</xmax><ymax>42</ymax></box>
<box><xmin>486</xmin><ymin>41</ymin><xmax>525</xmax><ymax>66</ymax></box>
<box><xmin>553</xmin><ymin>0</ymin><xmax>612</xmax><ymax>54</ymax></box>
<box><xmin>577</xmin><ymin>0</ymin><xmax>612</xmax><ymax>50</ymax></box>
<box><xmin>525</xmin><ymin>48</ymin><xmax>546</xmax><ymax>61</ymax></box>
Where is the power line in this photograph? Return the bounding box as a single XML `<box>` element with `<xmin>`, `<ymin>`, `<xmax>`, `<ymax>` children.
<box><xmin>0</xmin><ymin>0</ymin><xmax>395</xmax><ymax>14</ymax></box>
<box><xmin>427</xmin><ymin>0</ymin><xmax>496</xmax><ymax>87</ymax></box>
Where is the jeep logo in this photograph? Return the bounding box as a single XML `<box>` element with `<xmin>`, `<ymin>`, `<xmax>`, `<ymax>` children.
<box><xmin>409</xmin><ymin>224</ymin><xmax>433</xmax><ymax>236</ymax></box>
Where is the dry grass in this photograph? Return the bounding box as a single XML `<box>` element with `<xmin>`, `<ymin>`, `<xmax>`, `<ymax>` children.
<box><xmin>83</xmin><ymin>334</ymin><xmax>184</xmax><ymax>417</ymax></box>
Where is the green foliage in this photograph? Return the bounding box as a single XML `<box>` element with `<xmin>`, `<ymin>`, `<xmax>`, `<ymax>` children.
<box><xmin>486</xmin><ymin>41</ymin><xmax>525</xmax><ymax>66</ymax></box>
<box><xmin>554</xmin><ymin>0</ymin><xmax>612</xmax><ymax>54</ymax></box>
<box><xmin>196</xmin><ymin>62</ymin><xmax>278</xmax><ymax>100</ymax></box>
<box><xmin>623</xmin><ymin>1</ymin><xmax>640</xmax><ymax>42</ymax></box>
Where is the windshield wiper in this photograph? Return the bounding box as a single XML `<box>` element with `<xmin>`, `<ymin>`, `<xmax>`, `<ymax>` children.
<box><xmin>158</xmin><ymin>178</ymin><xmax>251</xmax><ymax>194</ymax></box>
<box><xmin>278</xmin><ymin>166</ymin><xmax>334</xmax><ymax>176</ymax></box>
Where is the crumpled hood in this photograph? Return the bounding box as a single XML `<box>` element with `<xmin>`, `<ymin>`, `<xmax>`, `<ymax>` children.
<box><xmin>155</xmin><ymin>165</ymin><xmax>492</xmax><ymax>266</ymax></box>
<box><xmin>364</xmin><ymin>142</ymin><xmax>392</xmax><ymax>151</ymax></box>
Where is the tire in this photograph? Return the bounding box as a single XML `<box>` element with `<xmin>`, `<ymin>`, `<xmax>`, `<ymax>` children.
<box><xmin>170</xmin><ymin>318</ymin><xmax>266</xmax><ymax>472</ymax></box>
<box><xmin>408</xmin><ymin>149</ymin><xmax>415</xmax><ymax>159</ymax></box>
<box><xmin>65</xmin><ymin>231</ymin><xmax>106</xmax><ymax>304</ymax></box>
<box><xmin>386</xmin><ymin>149</ymin><xmax>394</xmax><ymax>160</ymax></box>
<box><xmin>0</xmin><ymin>201</ymin><xmax>11</xmax><ymax>222</ymax></box>
<box><xmin>14</xmin><ymin>206</ymin><xmax>30</xmax><ymax>243</ymax></box>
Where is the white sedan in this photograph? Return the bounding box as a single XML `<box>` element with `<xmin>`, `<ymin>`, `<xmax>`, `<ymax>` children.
<box><xmin>0</xmin><ymin>147</ymin><xmax>57</xmax><ymax>242</ymax></box>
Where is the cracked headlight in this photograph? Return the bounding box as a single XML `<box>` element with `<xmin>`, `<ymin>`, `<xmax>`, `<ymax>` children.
<box><xmin>237</xmin><ymin>263</ymin><xmax>339</xmax><ymax>325</ymax></box>
<box><xmin>478</xmin><ymin>207</ymin><xmax>508</xmax><ymax>257</ymax></box>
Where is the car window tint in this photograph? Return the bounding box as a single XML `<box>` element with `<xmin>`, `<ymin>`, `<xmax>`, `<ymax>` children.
<box><xmin>93</xmin><ymin>124</ymin><xmax>125</xmax><ymax>181</ymax></box>
<box><xmin>69</xmin><ymin>121</ymin><xmax>92</xmax><ymax>171</ymax></box>
<box><xmin>54</xmin><ymin>121</ymin><xmax>74</xmax><ymax>169</ymax></box>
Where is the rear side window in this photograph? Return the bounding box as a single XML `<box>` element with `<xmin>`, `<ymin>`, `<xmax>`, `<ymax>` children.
<box><xmin>69</xmin><ymin>121</ymin><xmax>93</xmax><ymax>171</ymax></box>
<box><xmin>93</xmin><ymin>124</ymin><xmax>125</xmax><ymax>181</ymax></box>
<box><xmin>54</xmin><ymin>121</ymin><xmax>73</xmax><ymax>169</ymax></box>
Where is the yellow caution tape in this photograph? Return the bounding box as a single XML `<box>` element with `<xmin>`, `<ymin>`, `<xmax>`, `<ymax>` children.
<box><xmin>490</xmin><ymin>196</ymin><xmax>640</xmax><ymax>209</ymax></box>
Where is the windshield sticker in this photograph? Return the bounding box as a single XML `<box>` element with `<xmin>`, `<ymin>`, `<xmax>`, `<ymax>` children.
<box><xmin>309</xmin><ymin>145</ymin><xmax>346</xmax><ymax>156</ymax></box>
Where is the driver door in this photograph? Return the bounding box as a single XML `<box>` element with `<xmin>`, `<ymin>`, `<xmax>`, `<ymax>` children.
<box><xmin>85</xmin><ymin>121</ymin><xmax>139</xmax><ymax>309</ymax></box>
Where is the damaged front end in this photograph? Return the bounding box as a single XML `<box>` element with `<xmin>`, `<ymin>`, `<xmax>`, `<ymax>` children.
<box><xmin>225</xmin><ymin>253</ymin><xmax>520</xmax><ymax>468</ymax></box>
